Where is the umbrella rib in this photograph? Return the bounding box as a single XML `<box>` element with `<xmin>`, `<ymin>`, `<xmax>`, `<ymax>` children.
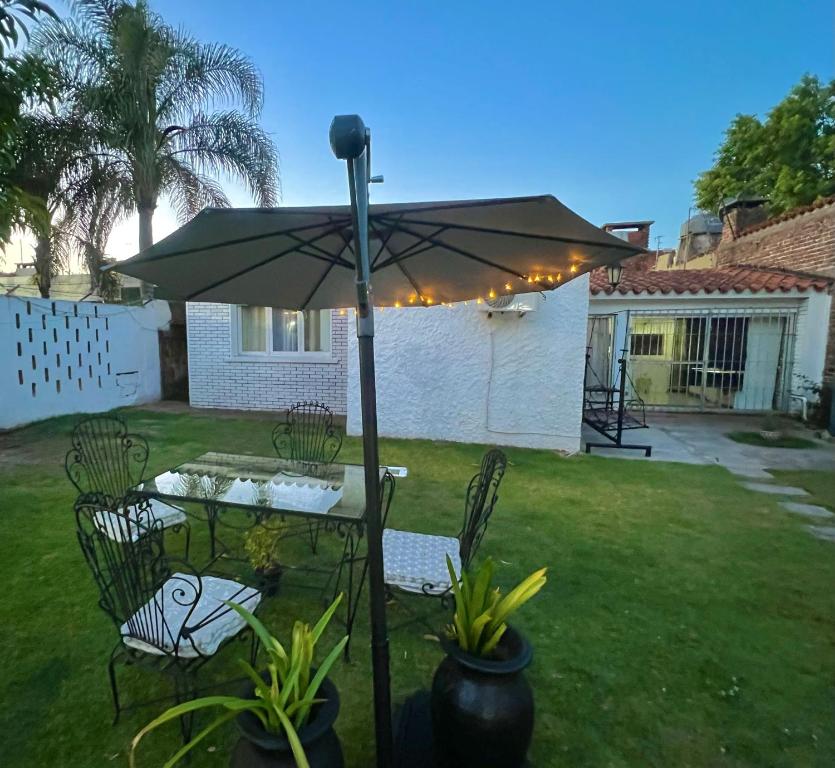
<box><xmin>372</xmin><ymin>227</ymin><xmax>448</xmax><ymax>271</ymax></box>
<box><xmin>300</xmin><ymin>239</ymin><xmax>354</xmax><ymax>310</ymax></box>
<box><xmin>369</xmin><ymin>217</ymin><xmax>401</xmax><ymax>269</ymax></box>
<box><xmin>395</xmin><ymin>261</ymin><xmax>427</xmax><ymax>304</ymax></box>
<box><xmin>183</xmin><ymin>221</ymin><xmax>351</xmax><ymax>300</ymax></box>
<box><xmin>375</xmin><ymin>213</ymin><xmax>641</xmax><ymax>254</ymax></box>
<box><xmin>286</xmin><ymin>231</ymin><xmax>355</xmax><ymax>269</ymax></box>
<box><xmin>115</xmin><ymin>217</ymin><xmax>352</xmax><ymax>265</ymax></box>
<box><xmin>370</xmin><ymin>219</ymin><xmax>536</xmax><ymax>283</ymax></box>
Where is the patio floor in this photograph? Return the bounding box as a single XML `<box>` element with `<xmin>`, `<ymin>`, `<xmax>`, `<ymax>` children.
<box><xmin>582</xmin><ymin>412</ymin><xmax>835</xmax><ymax>474</ymax></box>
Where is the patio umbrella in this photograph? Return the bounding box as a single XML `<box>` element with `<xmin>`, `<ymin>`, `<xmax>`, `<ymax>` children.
<box><xmin>107</xmin><ymin>115</ymin><xmax>642</xmax><ymax>767</ymax></box>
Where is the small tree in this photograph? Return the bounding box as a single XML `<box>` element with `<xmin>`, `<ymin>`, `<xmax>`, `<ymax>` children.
<box><xmin>695</xmin><ymin>74</ymin><xmax>835</xmax><ymax>214</ymax></box>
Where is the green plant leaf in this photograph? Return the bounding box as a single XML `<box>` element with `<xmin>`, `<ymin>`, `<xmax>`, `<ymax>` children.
<box><xmin>275</xmin><ymin>704</ymin><xmax>310</xmax><ymax>768</ymax></box>
<box><xmin>224</xmin><ymin>599</ymin><xmax>274</xmax><ymax>656</ymax></box>
<box><xmin>311</xmin><ymin>592</ymin><xmax>343</xmax><ymax>643</ymax></box>
<box><xmin>480</xmin><ymin>622</ymin><xmax>508</xmax><ymax>657</ymax></box>
<box><xmin>160</xmin><ymin>709</ymin><xmax>238</xmax><ymax>768</ymax></box>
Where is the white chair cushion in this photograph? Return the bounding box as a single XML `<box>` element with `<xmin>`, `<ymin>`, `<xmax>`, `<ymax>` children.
<box><xmin>383</xmin><ymin>529</ymin><xmax>462</xmax><ymax>596</ymax></box>
<box><xmin>120</xmin><ymin>573</ymin><xmax>261</xmax><ymax>659</ymax></box>
<box><xmin>93</xmin><ymin>500</ymin><xmax>186</xmax><ymax>543</ymax></box>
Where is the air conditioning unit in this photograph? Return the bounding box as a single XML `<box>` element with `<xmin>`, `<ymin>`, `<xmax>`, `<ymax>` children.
<box><xmin>476</xmin><ymin>292</ymin><xmax>542</xmax><ymax>315</ymax></box>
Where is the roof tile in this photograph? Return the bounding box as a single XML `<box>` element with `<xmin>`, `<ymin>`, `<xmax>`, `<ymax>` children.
<box><xmin>589</xmin><ymin>265</ymin><xmax>832</xmax><ymax>296</ymax></box>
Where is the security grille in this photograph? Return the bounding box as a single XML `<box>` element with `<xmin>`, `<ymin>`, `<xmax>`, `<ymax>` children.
<box><xmin>622</xmin><ymin>308</ymin><xmax>797</xmax><ymax>412</ymax></box>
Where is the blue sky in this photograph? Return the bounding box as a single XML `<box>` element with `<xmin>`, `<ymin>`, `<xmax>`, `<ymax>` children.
<box><xmin>106</xmin><ymin>1</ymin><xmax>835</xmax><ymax>255</ymax></box>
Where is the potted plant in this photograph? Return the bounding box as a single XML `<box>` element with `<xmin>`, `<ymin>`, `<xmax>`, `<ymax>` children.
<box><xmin>244</xmin><ymin>521</ymin><xmax>287</xmax><ymax>596</ymax></box>
<box><xmin>431</xmin><ymin>556</ymin><xmax>547</xmax><ymax>768</ymax></box>
<box><xmin>760</xmin><ymin>413</ymin><xmax>783</xmax><ymax>441</ymax></box>
<box><xmin>130</xmin><ymin>595</ymin><xmax>348</xmax><ymax>768</ymax></box>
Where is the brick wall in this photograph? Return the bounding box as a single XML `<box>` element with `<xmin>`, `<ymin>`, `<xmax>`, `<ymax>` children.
<box><xmin>186</xmin><ymin>303</ymin><xmax>349</xmax><ymax>414</ymax></box>
<box><xmin>716</xmin><ymin>201</ymin><xmax>835</xmax><ymax>387</ymax></box>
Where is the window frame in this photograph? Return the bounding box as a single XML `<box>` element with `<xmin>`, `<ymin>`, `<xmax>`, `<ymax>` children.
<box><xmin>629</xmin><ymin>332</ymin><xmax>664</xmax><ymax>357</ymax></box>
<box><xmin>232</xmin><ymin>305</ymin><xmax>334</xmax><ymax>363</ymax></box>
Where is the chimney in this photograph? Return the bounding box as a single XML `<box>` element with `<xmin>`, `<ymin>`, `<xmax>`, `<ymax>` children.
<box><xmin>602</xmin><ymin>221</ymin><xmax>653</xmax><ymax>250</ymax></box>
<box><xmin>719</xmin><ymin>197</ymin><xmax>769</xmax><ymax>242</ymax></box>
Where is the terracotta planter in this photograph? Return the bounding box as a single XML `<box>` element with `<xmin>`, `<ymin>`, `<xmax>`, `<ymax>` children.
<box><xmin>230</xmin><ymin>674</ymin><xmax>343</xmax><ymax>768</ymax></box>
<box><xmin>431</xmin><ymin>626</ymin><xmax>534</xmax><ymax>768</ymax></box>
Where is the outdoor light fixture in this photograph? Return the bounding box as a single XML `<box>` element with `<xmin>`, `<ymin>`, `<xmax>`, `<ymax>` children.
<box><xmin>606</xmin><ymin>262</ymin><xmax>624</xmax><ymax>288</ymax></box>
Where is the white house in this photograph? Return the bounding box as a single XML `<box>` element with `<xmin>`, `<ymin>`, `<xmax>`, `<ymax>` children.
<box><xmin>186</xmin><ymin>275</ymin><xmax>590</xmax><ymax>452</ymax></box>
<box><xmin>587</xmin><ymin>266</ymin><xmax>832</xmax><ymax>413</ymax></box>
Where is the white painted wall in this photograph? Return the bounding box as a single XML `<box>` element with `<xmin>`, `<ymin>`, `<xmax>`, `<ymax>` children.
<box><xmin>346</xmin><ymin>276</ymin><xmax>590</xmax><ymax>451</ymax></box>
<box><xmin>187</xmin><ymin>304</ymin><xmax>349</xmax><ymax>414</ymax></box>
<box><xmin>0</xmin><ymin>295</ymin><xmax>167</xmax><ymax>430</ymax></box>
<box><xmin>589</xmin><ymin>289</ymin><xmax>832</xmax><ymax>408</ymax></box>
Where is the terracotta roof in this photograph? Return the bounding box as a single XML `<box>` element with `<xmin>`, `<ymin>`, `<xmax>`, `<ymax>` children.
<box><xmin>589</xmin><ymin>265</ymin><xmax>832</xmax><ymax>296</ymax></box>
<box><xmin>739</xmin><ymin>195</ymin><xmax>835</xmax><ymax>236</ymax></box>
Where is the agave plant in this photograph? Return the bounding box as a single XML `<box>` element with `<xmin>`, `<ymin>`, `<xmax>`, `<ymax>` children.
<box><xmin>446</xmin><ymin>555</ymin><xmax>547</xmax><ymax>658</ymax></box>
<box><xmin>130</xmin><ymin>594</ymin><xmax>348</xmax><ymax>768</ymax></box>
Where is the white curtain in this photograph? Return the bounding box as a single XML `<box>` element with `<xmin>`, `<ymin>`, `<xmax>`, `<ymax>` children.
<box><xmin>240</xmin><ymin>306</ymin><xmax>267</xmax><ymax>352</ymax></box>
<box><xmin>272</xmin><ymin>309</ymin><xmax>299</xmax><ymax>352</ymax></box>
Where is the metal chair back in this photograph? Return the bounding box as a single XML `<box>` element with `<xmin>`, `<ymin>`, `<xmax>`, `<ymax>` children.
<box><xmin>458</xmin><ymin>448</ymin><xmax>508</xmax><ymax>568</ymax></box>
<box><xmin>65</xmin><ymin>415</ymin><xmax>149</xmax><ymax>499</ymax></box>
<box><xmin>272</xmin><ymin>401</ymin><xmax>343</xmax><ymax>464</ymax></box>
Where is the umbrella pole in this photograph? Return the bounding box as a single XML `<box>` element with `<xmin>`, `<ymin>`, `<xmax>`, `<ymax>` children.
<box><xmin>342</xmin><ymin>125</ymin><xmax>394</xmax><ymax>768</ymax></box>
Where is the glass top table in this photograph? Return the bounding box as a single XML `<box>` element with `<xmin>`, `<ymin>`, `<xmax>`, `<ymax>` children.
<box><xmin>134</xmin><ymin>451</ymin><xmax>383</xmax><ymax>523</ymax></box>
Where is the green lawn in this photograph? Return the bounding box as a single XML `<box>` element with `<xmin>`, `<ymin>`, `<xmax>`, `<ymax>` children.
<box><xmin>769</xmin><ymin>469</ymin><xmax>835</xmax><ymax>510</ymax></box>
<box><xmin>1</xmin><ymin>408</ymin><xmax>833</xmax><ymax>768</ymax></box>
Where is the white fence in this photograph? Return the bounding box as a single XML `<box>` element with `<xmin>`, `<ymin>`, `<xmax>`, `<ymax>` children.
<box><xmin>0</xmin><ymin>295</ymin><xmax>169</xmax><ymax>430</ymax></box>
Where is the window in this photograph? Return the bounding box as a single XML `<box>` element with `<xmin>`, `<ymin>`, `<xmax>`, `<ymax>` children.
<box><xmin>237</xmin><ymin>306</ymin><xmax>332</xmax><ymax>358</ymax></box>
<box><xmin>630</xmin><ymin>333</ymin><xmax>664</xmax><ymax>356</ymax></box>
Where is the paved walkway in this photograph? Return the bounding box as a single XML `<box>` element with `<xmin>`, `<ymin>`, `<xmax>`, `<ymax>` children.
<box><xmin>582</xmin><ymin>413</ymin><xmax>835</xmax><ymax>474</ymax></box>
<box><xmin>582</xmin><ymin>413</ymin><xmax>834</xmax><ymax>543</ymax></box>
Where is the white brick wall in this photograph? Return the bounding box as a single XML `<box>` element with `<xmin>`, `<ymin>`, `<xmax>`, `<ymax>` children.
<box><xmin>186</xmin><ymin>303</ymin><xmax>348</xmax><ymax>414</ymax></box>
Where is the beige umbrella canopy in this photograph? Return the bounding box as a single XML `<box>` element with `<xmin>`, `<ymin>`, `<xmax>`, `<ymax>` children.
<box><xmin>106</xmin><ymin>195</ymin><xmax>641</xmax><ymax>308</ymax></box>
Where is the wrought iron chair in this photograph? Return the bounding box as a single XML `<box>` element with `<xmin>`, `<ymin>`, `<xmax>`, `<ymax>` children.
<box><xmin>65</xmin><ymin>414</ymin><xmax>190</xmax><ymax>553</ymax></box>
<box><xmin>75</xmin><ymin>493</ymin><xmax>261</xmax><ymax>733</ymax></box>
<box><xmin>383</xmin><ymin>448</ymin><xmax>507</xmax><ymax>600</ymax></box>
<box><xmin>272</xmin><ymin>401</ymin><xmax>343</xmax><ymax>553</ymax></box>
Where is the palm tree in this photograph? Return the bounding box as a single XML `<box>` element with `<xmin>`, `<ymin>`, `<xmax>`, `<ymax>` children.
<box><xmin>37</xmin><ymin>0</ymin><xmax>279</xmax><ymax>263</ymax></box>
<box><xmin>12</xmin><ymin>110</ymin><xmax>93</xmax><ymax>296</ymax></box>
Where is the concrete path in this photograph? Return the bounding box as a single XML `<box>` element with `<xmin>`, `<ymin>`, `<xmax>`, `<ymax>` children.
<box><xmin>582</xmin><ymin>413</ymin><xmax>835</xmax><ymax>474</ymax></box>
<box><xmin>741</xmin><ymin>482</ymin><xmax>809</xmax><ymax>496</ymax></box>
<box><xmin>805</xmin><ymin>526</ymin><xmax>835</xmax><ymax>542</ymax></box>
<box><xmin>780</xmin><ymin>502</ymin><xmax>835</xmax><ymax>519</ymax></box>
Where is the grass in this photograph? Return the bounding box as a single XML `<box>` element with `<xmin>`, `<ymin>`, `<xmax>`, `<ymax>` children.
<box><xmin>768</xmin><ymin>469</ymin><xmax>835</xmax><ymax>510</ymax></box>
<box><xmin>0</xmin><ymin>408</ymin><xmax>833</xmax><ymax>767</ymax></box>
<box><xmin>726</xmin><ymin>431</ymin><xmax>819</xmax><ymax>449</ymax></box>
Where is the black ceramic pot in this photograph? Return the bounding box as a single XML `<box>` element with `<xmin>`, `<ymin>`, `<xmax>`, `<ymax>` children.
<box><xmin>431</xmin><ymin>626</ymin><xmax>534</xmax><ymax>768</ymax></box>
<box><xmin>229</xmin><ymin>674</ymin><xmax>344</xmax><ymax>768</ymax></box>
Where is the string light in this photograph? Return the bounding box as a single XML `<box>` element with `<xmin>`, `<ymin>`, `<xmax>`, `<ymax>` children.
<box><xmin>394</xmin><ymin>300</ymin><xmax>402</xmax><ymax>308</ymax></box>
<box><xmin>408</xmin><ymin>295</ymin><xmax>416</xmax><ymax>304</ymax></box>
<box><xmin>534</xmin><ymin>274</ymin><xmax>541</xmax><ymax>282</ymax></box>
<box><xmin>547</xmin><ymin>275</ymin><xmax>554</xmax><ymax>283</ymax></box>
<box><xmin>526</xmin><ymin>276</ymin><xmax>534</xmax><ymax>284</ymax></box>
<box><xmin>488</xmin><ymin>289</ymin><xmax>496</xmax><ymax>299</ymax></box>
<box><xmin>338</xmin><ymin>308</ymin><xmax>347</xmax><ymax>316</ymax></box>
<box><xmin>557</xmin><ymin>273</ymin><xmax>562</xmax><ymax>281</ymax></box>
<box><xmin>504</xmin><ymin>282</ymin><xmax>512</xmax><ymax>291</ymax></box>
<box><xmin>570</xmin><ymin>264</ymin><xmax>578</xmax><ymax>273</ymax></box>
<box><xmin>476</xmin><ymin>297</ymin><xmax>483</xmax><ymax>304</ymax></box>
<box><xmin>424</xmin><ymin>297</ymin><xmax>433</xmax><ymax>305</ymax></box>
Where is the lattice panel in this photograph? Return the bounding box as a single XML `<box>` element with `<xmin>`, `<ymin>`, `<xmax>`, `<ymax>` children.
<box><xmin>12</xmin><ymin>299</ymin><xmax>113</xmax><ymax>399</ymax></box>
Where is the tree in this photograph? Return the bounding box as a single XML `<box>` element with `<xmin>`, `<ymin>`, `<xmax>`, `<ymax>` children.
<box><xmin>10</xmin><ymin>110</ymin><xmax>94</xmax><ymax>296</ymax></box>
<box><xmin>37</xmin><ymin>0</ymin><xmax>279</xmax><ymax>263</ymax></box>
<box><xmin>1</xmin><ymin>1</ymin><xmax>58</xmax><ymax>243</ymax></box>
<box><xmin>695</xmin><ymin>74</ymin><xmax>835</xmax><ymax>214</ymax></box>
